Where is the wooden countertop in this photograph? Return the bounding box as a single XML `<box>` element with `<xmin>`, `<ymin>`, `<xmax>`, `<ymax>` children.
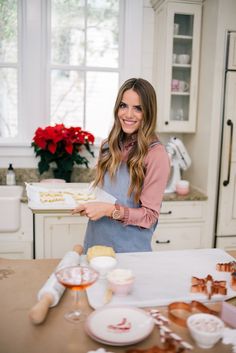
<box><xmin>0</xmin><ymin>250</ymin><xmax>235</xmax><ymax>353</ymax></box>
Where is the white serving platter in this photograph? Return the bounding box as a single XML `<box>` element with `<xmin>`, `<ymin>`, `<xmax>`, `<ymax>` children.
<box><xmin>86</xmin><ymin>248</ymin><xmax>236</xmax><ymax>309</ymax></box>
<box><xmin>26</xmin><ymin>182</ymin><xmax>116</xmax><ymax>210</ymax></box>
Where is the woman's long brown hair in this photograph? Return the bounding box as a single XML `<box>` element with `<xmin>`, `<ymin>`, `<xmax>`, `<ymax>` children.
<box><xmin>93</xmin><ymin>78</ymin><xmax>158</xmax><ymax>204</ymax></box>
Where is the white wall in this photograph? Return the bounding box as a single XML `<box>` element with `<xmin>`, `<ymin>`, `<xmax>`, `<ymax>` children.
<box><xmin>141</xmin><ymin>0</ymin><xmax>155</xmax><ymax>83</ymax></box>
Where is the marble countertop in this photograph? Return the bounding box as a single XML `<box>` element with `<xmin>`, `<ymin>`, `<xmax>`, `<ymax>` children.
<box><xmin>20</xmin><ymin>184</ymin><xmax>207</xmax><ymax>204</ymax></box>
<box><xmin>0</xmin><ymin>168</ymin><xmax>207</xmax><ymax>202</ymax></box>
<box><xmin>163</xmin><ymin>187</ymin><xmax>207</xmax><ymax>202</ymax></box>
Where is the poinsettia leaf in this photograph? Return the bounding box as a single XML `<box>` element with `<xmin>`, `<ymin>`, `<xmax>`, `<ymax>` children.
<box><xmin>84</xmin><ymin>140</ymin><xmax>95</xmax><ymax>157</ymax></box>
<box><xmin>74</xmin><ymin>155</ymin><xmax>89</xmax><ymax>168</ymax></box>
<box><xmin>38</xmin><ymin>158</ymin><xmax>50</xmax><ymax>174</ymax></box>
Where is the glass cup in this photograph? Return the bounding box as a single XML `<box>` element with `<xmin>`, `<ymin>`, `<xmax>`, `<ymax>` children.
<box><xmin>55</xmin><ymin>265</ymin><xmax>98</xmax><ymax>323</ymax></box>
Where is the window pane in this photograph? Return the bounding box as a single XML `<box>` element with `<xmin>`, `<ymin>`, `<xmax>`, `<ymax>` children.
<box><xmin>86</xmin><ymin>71</ymin><xmax>118</xmax><ymax>138</ymax></box>
<box><xmin>0</xmin><ymin>68</ymin><xmax>17</xmax><ymax>137</ymax></box>
<box><xmin>51</xmin><ymin>70</ymin><xmax>85</xmax><ymax>126</ymax></box>
<box><xmin>50</xmin><ymin>0</ymin><xmax>120</xmax><ymax>139</ymax></box>
<box><xmin>0</xmin><ymin>0</ymin><xmax>17</xmax><ymax>63</ymax></box>
<box><xmin>87</xmin><ymin>0</ymin><xmax>119</xmax><ymax>67</ymax></box>
<box><xmin>51</xmin><ymin>0</ymin><xmax>85</xmax><ymax>65</ymax></box>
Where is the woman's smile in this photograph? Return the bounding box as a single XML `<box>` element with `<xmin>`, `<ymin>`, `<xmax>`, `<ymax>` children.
<box><xmin>121</xmin><ymin>118</ymin><xmax>138</xmax><ymax>125</ymax></box>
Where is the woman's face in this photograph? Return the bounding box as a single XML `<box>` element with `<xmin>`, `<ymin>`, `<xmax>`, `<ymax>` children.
<box><xmin>117</xmin><ymin>89</ymin><xmax>143</xmax><ymax>135</ymax></box>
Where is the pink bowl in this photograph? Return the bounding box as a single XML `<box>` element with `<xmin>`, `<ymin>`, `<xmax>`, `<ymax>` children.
<box><xmin>107</xmin><ymin>269</ymin><xmax>135</xmax><ymax>296</ymax></box>
<box><xmin>108</xmin><ymin>278</ymin><xmax>134</xmax><ymax>296</ymax></box>
<box><xmin>40</xmin><ymin>179</ymin><xmax>66</xmax><ymax>183</ymax></box>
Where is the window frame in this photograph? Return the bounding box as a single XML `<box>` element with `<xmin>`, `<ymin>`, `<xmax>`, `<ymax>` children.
<box><xmin>0</xmin><ymin>0</ymin><xmax>143</xmax><ymax>165</ymax></box>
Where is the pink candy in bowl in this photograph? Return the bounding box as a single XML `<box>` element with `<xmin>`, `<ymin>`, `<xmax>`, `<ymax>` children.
<box><xmin>106</xmin><ymin>268</ymin><xmax>135</xmax><ymax>296</ymax></box>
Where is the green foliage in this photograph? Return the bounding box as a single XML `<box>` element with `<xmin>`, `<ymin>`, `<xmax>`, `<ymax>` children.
<box><xmin>0</xmin><ymin>0</ymin><xmax>17</xmax><ymax>41</ymax></box>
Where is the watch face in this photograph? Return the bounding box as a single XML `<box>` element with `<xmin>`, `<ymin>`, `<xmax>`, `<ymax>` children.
<box><xmin>112</xmin><ymin>209</ymin><xmax>121</xmax><ymax>220</ymax></box>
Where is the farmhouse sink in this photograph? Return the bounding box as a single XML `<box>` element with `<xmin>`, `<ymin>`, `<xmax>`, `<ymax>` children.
<box><xmin>0</xmin><ymin>185</ymin><xmax>23</xmax><ymax>232</ymax></box>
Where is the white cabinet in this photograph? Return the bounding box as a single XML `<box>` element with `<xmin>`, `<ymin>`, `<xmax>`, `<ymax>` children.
<box><xmin>216</xmin><ymin>237</ymin><xmax>236</xmax><ymax>252</ymax></box>
<box><xmin>152</xmin><ymin>0</ymin><xmax>202</xmax><ymax>132</ymax></box>
<box><xmin>0</xmin><ymin>203</ymin><xmax>33</xmax><ymax>259</ymax></box>
<box><xmin>151</xmin><ymin>201</ymin><xmax>206</xmax><ymax>251</ymax></box>
<box><xmin>216</xmin><ymin>73</ymin><xmax>236</xmax><ymax>237</ymax></box>
<box><xmin>34</xmin><ymin>202</ymin><xmax>206</xmax><ymax>258</ymax></box>
<box><xmin>0</xmin><ymin>241</ymin><xmax>32</xmax><ymax>259</ymax></box>
<box><xmin>216</xmin><ymin>34</ymin><xmax>236</xmax><ymax>252</ymax></box>
<box><xmin>34</xmin><ymin>213</ymin><xmax>88</xmax><ymax>259</ymax></box>
<box><xmin>228</xmin><ymin>32</ymin><xmax>236</xmax><ymax>70</ymax></box>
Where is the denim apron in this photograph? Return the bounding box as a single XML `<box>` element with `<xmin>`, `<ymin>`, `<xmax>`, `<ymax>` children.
<box><xmin>83</xmin><ymin>142</ymin><xmax>160</xmax><ymax>253</ymax></box>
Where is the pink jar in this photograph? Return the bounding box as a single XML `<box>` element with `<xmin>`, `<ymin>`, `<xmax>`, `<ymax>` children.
<box><xmin>176</xmin><ymin>180</ymin><xmax>190</xmax><ymax>195</ymax></box>
<box><xmin>107</xmin><ymin>269</ymin><xmax>135</xmax><ymax>296</ymax></box>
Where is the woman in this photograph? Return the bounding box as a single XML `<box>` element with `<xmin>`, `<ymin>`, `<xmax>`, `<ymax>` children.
<box><xmin>72</xmin><ymin>78</ymin><xmax>170</xmax><ymax>252</ymax></box>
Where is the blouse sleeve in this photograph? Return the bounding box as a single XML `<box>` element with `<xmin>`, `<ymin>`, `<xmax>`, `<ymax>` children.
<box><xmin>122</xmin><ymin>143</ymin><xmax>170</xmax><ymax>228</ymax></box>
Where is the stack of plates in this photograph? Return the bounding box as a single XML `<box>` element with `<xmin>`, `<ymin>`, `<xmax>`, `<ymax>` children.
<box><xmin>85</xmin><ymin>306</ymin><xmax>154</xmax><ymax>346</ymax></box>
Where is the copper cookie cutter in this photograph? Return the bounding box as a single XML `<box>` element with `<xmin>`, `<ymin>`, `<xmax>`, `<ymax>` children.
<box><xmin>191</xmin><ymin>274</ymin><xmax>227</xmax><ymax>300</ymax></box>
<box><xmin>168</xmin><ymin>300</ymin><xmax>218</xmax><ymax>327</ymax></box>
<box><xmin>216</xmin><ymin>261</ymin><xmax>236</xmax><ymax>272</ymax></box>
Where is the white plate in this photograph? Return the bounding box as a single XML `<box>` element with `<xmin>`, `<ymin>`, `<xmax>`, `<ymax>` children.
<box><xmin>85</xmin><ymin>306</ymin><xmax>154</xmax><ymax>346</ymax></box>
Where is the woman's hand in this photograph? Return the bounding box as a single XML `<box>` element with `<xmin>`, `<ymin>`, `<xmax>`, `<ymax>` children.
<box><xmin>71</xmin><ymin>202</ymin><xmax>114</xmax><ymax>221</ymax></box>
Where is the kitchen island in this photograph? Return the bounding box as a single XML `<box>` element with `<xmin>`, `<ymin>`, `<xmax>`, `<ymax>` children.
<box><xmin>0</xmin><ymin>250</ymin><xmax>235</xmax><ymax>353</ymax></box>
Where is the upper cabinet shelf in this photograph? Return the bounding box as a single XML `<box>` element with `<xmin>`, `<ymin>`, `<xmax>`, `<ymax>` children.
<box><xmin>174</xmin><ymin>35</ymin><xmax>193</xmax><ymax>40</ymax></box>
<box><xmin>152</xmin><ymin>0</ymin><xmax>202</xmax><ymax>133</ymax></box>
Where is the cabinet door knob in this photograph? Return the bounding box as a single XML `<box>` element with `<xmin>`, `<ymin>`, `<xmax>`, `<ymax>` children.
<box><xmin>156</xmin><ymin>239</ymin><xmax>171</xmax><ymax>244</ymax></box>
<box><xmin>165</xmin><ymin>121</ymin><xmax>169</xmax><ymax>125</ymax></box>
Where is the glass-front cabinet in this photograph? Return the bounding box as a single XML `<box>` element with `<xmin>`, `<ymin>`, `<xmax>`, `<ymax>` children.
<box><xmin>152</xmin><ymin>0</ymin><xmax>202</xmax><ymax>133</ymax></box>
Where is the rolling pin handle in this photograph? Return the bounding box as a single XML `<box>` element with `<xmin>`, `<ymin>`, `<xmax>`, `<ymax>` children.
<box><xmin>29</xmin><ymin>293</ymin><xmax>54</xmax><ymax>325</ymax></box>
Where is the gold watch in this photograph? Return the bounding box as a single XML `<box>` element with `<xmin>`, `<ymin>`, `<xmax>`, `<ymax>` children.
<box><xmin>111</xmin><ymin>204</ymin><xmax>121</xmax><ymax>220</ymax></box>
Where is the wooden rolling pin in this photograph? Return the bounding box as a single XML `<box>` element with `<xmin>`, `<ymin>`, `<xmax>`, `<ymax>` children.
<box><xmin>29</xmin><ymin>244</ymin><xmax>83</xmax><ymax>325</ymax></box>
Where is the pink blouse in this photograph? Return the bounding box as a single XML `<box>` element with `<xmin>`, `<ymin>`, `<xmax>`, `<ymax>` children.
<box><xmin>120</xmin><ymin>140</ymin><xmax>170</xmax><ymax>229</ymax></box>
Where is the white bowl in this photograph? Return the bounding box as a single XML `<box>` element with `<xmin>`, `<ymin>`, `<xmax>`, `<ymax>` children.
<box><xmin>187</xmin><ymin>313</ymin><xmax>224</xmax><ymax>349</ymax></box>
<box><xmin>89</xmin><ymin>256</ymin><xmax>117</xmax><ymax>278</ymax></box>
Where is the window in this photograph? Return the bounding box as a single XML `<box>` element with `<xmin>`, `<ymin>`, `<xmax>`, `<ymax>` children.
<box><xmin>0</xmin><ymin>0</ymin><xmax>143</xmax><ymax>152</ymax></box>
<box><xmin>0</xmin><ymin>0</ymin><xmax>18</xmax><ymax>138</ymax></box>
<box><xmin>0</xmin><ymin>0</ymin><xmax>121</xmax><ymax>144</ymax></box>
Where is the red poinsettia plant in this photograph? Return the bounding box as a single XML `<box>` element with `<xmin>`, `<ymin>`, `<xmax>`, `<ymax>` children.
<box><xmin>32</xmin><ymin>124</ymin><xmax>94</xmax><ymax>181</ymax></box>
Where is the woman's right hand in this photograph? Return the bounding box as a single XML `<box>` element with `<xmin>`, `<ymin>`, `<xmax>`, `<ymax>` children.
<box><xmin>71</xmin><ymin>202</ymin><xmax>115</xmax><ymax>221</ymax></box>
